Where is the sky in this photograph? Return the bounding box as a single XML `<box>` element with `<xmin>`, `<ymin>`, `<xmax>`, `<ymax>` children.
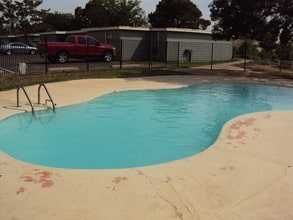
<box><xmin>40</xmin><ymin>0</ymin><xmax>212</xmax><ymax>20</ymax></box>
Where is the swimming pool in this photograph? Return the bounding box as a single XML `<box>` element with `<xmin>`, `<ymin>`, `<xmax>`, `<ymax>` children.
<box><xmin>0</xmin><ymin>83</ymin><xmax>293</xmax><ymax>169</ymax></box>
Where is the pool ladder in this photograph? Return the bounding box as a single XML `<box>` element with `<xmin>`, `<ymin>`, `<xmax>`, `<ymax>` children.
<box><xmin>17</xmin><ymin>83</ymin><xmax>56</xmax><ymax>115</ymax></box>
<box><xmin>38</xmin><ymin>83</ymin><xmax>56</xmax><ymax>112</ymax></box>
<box><xmin>17</xmin><ymin>86</ymin><xmax>35</xmax><ymax>114</ymax></box>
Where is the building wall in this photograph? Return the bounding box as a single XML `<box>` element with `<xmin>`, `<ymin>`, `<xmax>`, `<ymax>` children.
<box><xmin>42</xmin><ymin>34</ymin><xmax>67</xmax><ymax>42</ymax></box>
<box><xmin>87</xmin><ymin>29</ymin><xmax>150</xmax><ymax>60</ymax></box>
<box><xmin>1</xmin><ymin>26</ymin><xmax>232</xmax><ymax>62</ymax></box>
<box><xmin>151</xmin><ymin>31</ymin><xmax>167</xmax><ymax>61</ymax></box>
<box><xmin>167</xmin><ymin>40</ymin><xmax>233</xmax><ymax>62</ymax></box>
<box><xmin>85</xmin><ymin>28</ymin><xmax>233</xmax><ymax>62</ymax></box>
<box><xmin>149</xmin><ymin>30</ymin><xmax>232</xmax><ymax>62</ymax></box>
<box><xmin>120</xmin><ymin>30</ymin><xmax>150</xmax><ymax>60</ymax></box>
<box><xmin>121</xmin><ymin>39</ymin><xmax>149</xmax><ymax>61</ymax></box>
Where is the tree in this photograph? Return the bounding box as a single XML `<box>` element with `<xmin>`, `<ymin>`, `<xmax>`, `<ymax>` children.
<box><xmin>76</xmin><ymin>0</ymin><xmax>147</xmax><ymax>28</ymax></box>
<box><xmin>74</xmin><ymin>7</ymin><xmax>88</xmax><ymax>29</ymax></box>
<box><xmin>42</xmin><ymin>12</ymin><xmax>76</xmax><ymax>31</ymax></box>
<box><xmin>0</xmin><ymin>0</ymin><xmax>18</xmax><ymax>35</ymax></box>
<box><xmin>0</xmin><ymin>13</ymin><xmax>5</xmax><ymax>35</ymax></box>
<box><xmin>269</xmin><ymin>0</ymin><xmax>293</xmax><ymax>59</ymax></box>
<box><xmin>0</xmin><ymin>0</ymin><xmax>48</xmax><ymax>36</ymax></box>
<box><xmin>209</xmin><ymin>0</ymin><xmax>292</xmax><ymax>59</ymax></box>
<box><xmin>148</xmin><ymin>0</ymin><xmax>210</xmax><ymax>30</ymax></box>
<box><xmin>209</xmin><ymin>0</ymin><xmax>267</xmax><ymax>40</ymax></box>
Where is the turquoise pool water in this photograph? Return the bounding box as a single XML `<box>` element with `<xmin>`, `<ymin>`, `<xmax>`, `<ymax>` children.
<box><xmin>1</xmin><ymin>83</ymin><xmax>293</xmax><ymax>169</ymax></box>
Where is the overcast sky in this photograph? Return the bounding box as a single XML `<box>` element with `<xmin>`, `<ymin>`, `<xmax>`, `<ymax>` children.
<box><xmin>40</xmin><ymin>0</ymin><xmax>212</xmax><ymax>20</ymax></box>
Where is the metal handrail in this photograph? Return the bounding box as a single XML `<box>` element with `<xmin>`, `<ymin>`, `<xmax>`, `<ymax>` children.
<box><xmin>38</xmin><ymin>83</ymin><xmax>56</xmax><ymax>112</ymax></box>
<box><xmin>17</xmin><ymin>86</ymin><xmax>35</xmax><ymax>114</ymax></box>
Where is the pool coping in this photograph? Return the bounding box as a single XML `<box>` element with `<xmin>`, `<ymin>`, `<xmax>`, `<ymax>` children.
<box><xmin>1</xmin><ymin>75</ymin><xmax>293</xmax><ymax>220</ymax></box>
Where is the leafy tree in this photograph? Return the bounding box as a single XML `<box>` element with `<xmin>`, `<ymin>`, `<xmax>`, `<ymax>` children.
<box><xmin>0</xmin><ymin>14</ymin><xmax>5</xmax><ymax>35</ymax></box>
<box><xmin>0</xmin><ymin>0</ymin><xmax>48</xmax><ymax>36</ymax></box>
<box><xmin>76</xmin><ymin>0</ymin><xmax>147</xmax><ymax>28</ymax></box>
<box><xmin>74</xmin><ymin>7</ymin><xmax>88</xmax><ymax>29</ymax></box>
<box><xmin>0</xmin><ymin>0</ymin><xmax>18</xmax><ymax>35</ymax></box>
<box><xmin>269</xmin><ymin>0</ymin><xmax>293</xmax><ymax>57</ymax></box>
<box><xmin>209</xmin><ymin>0</ymin><xmax>292</xmax><ymax>59</ymax></box>
<box><xmin>42</xmin><ymin>12</ymin><xmax>76</xmax><ymax>31</ymax></box>
<box><xmin>148</xmin><ymin>0</ymin><xmax>210</xmax><ymax>30</ymax></box>
<box><xmin>209</xmin><ymin>0</ymin><xmax>267</xmax><ymax>40</ymax></box>
<box><xmin>257</xmin><ymin>20</ymin><xmax>280</xmax><ymax>59</ymax></box>
<box><xmin>236</xmin><ymin>41</ymin><xmax>259</xmax><ymax>59</ymax></box>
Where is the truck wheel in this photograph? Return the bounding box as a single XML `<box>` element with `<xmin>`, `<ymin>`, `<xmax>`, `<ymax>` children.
<box><xmin>103</xmin><ymin>51</ymin><xmax>113</xmax><ymax>62</ymax></box>
<box><xmin>57</xmin><ymin>51</ymin><xmax>68</xmax><ymax>63</ymax></box>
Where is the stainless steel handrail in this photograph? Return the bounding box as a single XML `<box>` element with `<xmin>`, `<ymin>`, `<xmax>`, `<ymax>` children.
<box><xmin>38</xmin><ymin>83</ymin><xmax>56</xmax><ymax>112</ymax></box>
<box><xmin>17</xmin><ymin>86</ymin><xmax>35</xmax><ymax>114</ymax></box>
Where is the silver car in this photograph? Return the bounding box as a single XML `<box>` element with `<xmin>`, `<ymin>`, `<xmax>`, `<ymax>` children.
<box><xmin>0</xmin><ymin>42</ymin><xmax>37</xmax><ymax>55</ymax></box>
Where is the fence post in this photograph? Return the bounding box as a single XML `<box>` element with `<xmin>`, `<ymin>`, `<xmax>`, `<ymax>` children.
<box><xmin>86</xmin><ymin>36</ymin><xmax>89</xmax><ymax>72</ymax></box>
<box><xmin>279</xmin><ymin>46</ymin><xmax>283</xmax><ymax>72</ymax></box>
<box><xmin>210</xmin><ymin>43</ymin><xmax>214</xmax><ymax>70</ymax></box>
<box><xmin>45</xmin><ymin>37</ymin><xmax>48</xmax><ymax>74</ymax></box>
<box><xmin>149</xmin><ymin>31</ymin><xmax>152</xmax><ymax>69</ymax></box>
<box><xmin>120</xmin><ymin>39</ymin><xmax>123</xmax><ymax>69</ymax></box>
<box><xmin>165</xmin><ymin>41</ymin><xmax>168</xmax><ymax>68</ymax></box>
<box><xmin>177</xmin><ymin>41</ymin><xmax>180</xmax><ymax>67</ymax></box>
<box><xmin>244</xmin><ymin>40</ymin><xmax>247</xmax><ymax>72</ymax></box>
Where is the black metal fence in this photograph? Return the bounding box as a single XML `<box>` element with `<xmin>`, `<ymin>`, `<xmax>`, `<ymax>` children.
<box><xmin>1</xmin><ymin>38</ymin><xmax>291</xmax><ymax>76</ymax></box>
<box><xmin>233</xmin><ymin>42</ymin><xmax>293</xmax><ymax>74</ymax></box>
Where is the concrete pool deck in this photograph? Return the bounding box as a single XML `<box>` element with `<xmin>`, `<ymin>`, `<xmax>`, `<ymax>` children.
<box><xmin>0</xmin><ymin>75</ymin><xmax>293</xmax><ymax>220</ymax></box>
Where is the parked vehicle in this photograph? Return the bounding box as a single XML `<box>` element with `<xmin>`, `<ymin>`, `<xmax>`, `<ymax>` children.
<box><xmin>0</xmin><ymin>42</ymin><xmax>37</xmax><ymax>55</ymax></box>
<box><xmin>37</xmin><ymin>35</ymin><xmax>116</xmax><ymax>63</ymax></box>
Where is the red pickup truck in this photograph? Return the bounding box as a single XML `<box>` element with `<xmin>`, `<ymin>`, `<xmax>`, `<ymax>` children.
<box><xmin>38</xmin><ymin>35</ymin><xmax>116</xmax><ymax>63</ymax></box>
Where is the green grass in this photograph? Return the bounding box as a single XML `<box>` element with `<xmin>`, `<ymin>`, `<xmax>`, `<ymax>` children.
<box><xmin>234</xmin><ymin>61</ymin><xmax>293</xmax><ymax>79</ymax></box>
<box><xmin>0</xmin><ymin>68</ymin><xmax>191</xmax><ymax>91</ymax></box>
<box><xmin>166</xmin><ymin>60</ymin><xmax>237</xmax><ymax>68</ymax></box>
<box><xmin>1</xmin><ymin>62</ymin><xmax>292</xmax><ymax>91</ymax></box>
